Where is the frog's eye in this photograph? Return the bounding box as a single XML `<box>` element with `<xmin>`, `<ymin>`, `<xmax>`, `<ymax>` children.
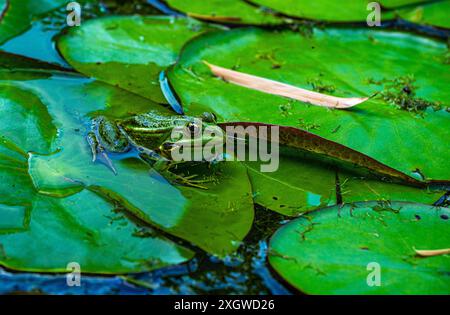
<box><xmin>200</xmin><ymin>112</ymin><xmax>217</xmax><ymax>123</ymax></box>
<box><xmin>187</xmin><ymin>122</ymin><xmax>200</xmax><ymax>137</ymax></box>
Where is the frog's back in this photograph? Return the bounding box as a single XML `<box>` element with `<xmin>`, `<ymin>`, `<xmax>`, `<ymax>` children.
<box><xmin>119</xmin><ymin>111</ymin><xmax>189</xmax><ymax>149</ymax></box>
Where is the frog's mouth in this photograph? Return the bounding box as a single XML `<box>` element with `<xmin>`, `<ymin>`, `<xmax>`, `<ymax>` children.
<box><xmin>159</xmin><ymin>131</ymin><xmax>225</xmax><ymax>159</ymax></box>
<box><xmin>161</xmin><ymin>136</ymin><xmax>224</xmax><ymax>151</ymax></box>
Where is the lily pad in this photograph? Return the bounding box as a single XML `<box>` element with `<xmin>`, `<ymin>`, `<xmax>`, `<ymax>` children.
<box><xmin>0</xmin><ymin>189</ymin><xmax>194</xmax><ymax>274</ymax></box>
<box><xmin>397</xmin><ymin>0</ymin><xmax>450</xmax><ymax>29</ymax></box>
<box><xmin>0</xmin><ymin>67</ymin><xmax>254</xmax><ymax>274</ymax></box>
<box><xmin>244</xmin><ymin>152</ymin><xmax>444</xmax><ymax>216</ymax></box>
<box><xmin>164</xmin><ymin>0</ymin><xmax>286</xmax><ymax>25</ymax></box>
<box><xmin>57</xmin><ymin>15</ymin><xmax>220</xmax><ymax>104</ymax></box>
<box><xmin>0</xmin><ymin>81</ymin><xmax>193</xmax><ymax>273</ymax></box>
<box><xmin>244</xmin><ymin>157</ymin><xmax>336</xmax><ymax>216</ymax></box>
<box><xmin>381</xmin><ymin>0</ymin><xmax>431</xmax><ymax>7</ymax></box>
<box><xmin>269</xmin><ymin>201</ymin><xmax>450</xmax><ymax>294</ymax></box>
<box><xmin>249</xmin><ymin>0</ymin><xmax>396</xmax><ymax>22</ymax></box>
<box><xmin>250</xmin><ymin>0</ymin><xmax>449</xmax><ymax>28</ymax></box>
<box><xmin>0</xmin><ymin>0</ymin><xmax>69</xmax><ymax>44</ymax></box>
<box><xmin>168</xmin><ymin>27</ymin><xmax>450</xmax><ymax>182</ymax></box>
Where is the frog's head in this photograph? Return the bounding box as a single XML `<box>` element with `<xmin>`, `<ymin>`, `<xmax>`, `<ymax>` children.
<box><xmin>159</xmin><ymin>112</ymin><xmax>225</xmax><ymax>160</ymax></box>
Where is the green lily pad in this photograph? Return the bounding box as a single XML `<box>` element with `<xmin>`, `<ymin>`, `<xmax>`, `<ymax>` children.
<box><xmin>0</xmin><ymin>82</ymin><xmax>193</xmax><ymax>273</ymax></box>
<box><xmin>57</xmin><ymin>15</ymin><xmax>220</xmax><ymax>104</ymax></box>
<box><xmin>0</xmin><ymin>84</ymin><xmax>56</xmax><ymax>154</ymax></box>
<box><xmin>397</xmin><ymin>0</ymin><xmax>450</xmax><ymax>29</ymax></box>
<box><xmin>249</xmin><ymin>0</ymin><xmax>396</xmax><ymax>22</ymax></box>
<box><xmin>269</xmin><ymin>201</ymin><xmax>450</xmax><ymax>294</ymax></box>
<box><xmin>338</xmin><ymin>173</ymin><xmax>445</xmax><ymax>206</ymax></box>
<box><xmin>0</xmin><ymin>163</ymin><xmax>194</xmax><ymax>274</ymax></box>
<box><xmin>0</xmin><ymin>68</ymin><xmax>254</xmax><ymax>274</ymax></box>
<box><xmin>245</xmin><ymin>152</ymin><xmax>444</xmax><ymax>216</ymax></box>
<box><xmin>381</xmin><ymin>0</ymin><xmax>431</xmax><ymax>7</ymax></box>
<box><xmin>244</xmin><ymin>157</ymin><xmax>336</xmax><ymax>216</ymax></box>
<box><xmin>165</xmin><ymin>0</ymin><xmax>286</xmax><ymax>25</ymax></box>
<box><xmin>168</xmin><ymin>27</ymin><xmax>450</xmax><ymax>182</ymax></box>
<box><xmin>0</xmin><ymin>0</ymin><xmax>69</xmax><ymax>44</ymax></box>
<box><xmin>29</xmin><ymin>148</ymin><xmax>254</xmax><ymax>256</ymax></box>
<box><xmin>0</xmin><ymin>190</ymin><xmax>194</xmax><ymax>274</ymax></box>
<box><xmin>250</xmin><ymin>0</ymin><xmax>449</xmax><ymax>27</ymax></box>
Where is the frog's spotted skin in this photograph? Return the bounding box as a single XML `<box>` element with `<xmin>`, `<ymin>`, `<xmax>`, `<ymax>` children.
<box><xmin>87</xmin><ymin>111</ymin><xmax>223</xmax><ymax>189</ymax></box>
<box><xmin>119</xmin><ymin>112</ymin><xmax>200</xmax><ymax>151</ymax></box>
<box><xmin>93</xmin><ymin>116</ymin><xmax>130</xmax><ymax>153</ymax></box>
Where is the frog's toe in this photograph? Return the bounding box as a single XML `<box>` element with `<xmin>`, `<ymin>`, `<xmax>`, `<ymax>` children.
<box><xmin>86</xmin><ymin>132</ymin><xmax>117</xmax><ymax>175</ymax></box>
<box><xmin>94</xmin><ymin>150</ymin><xmax>118</xmax><ymax>175</ymax></box>
<box><xmin>173</xmin><ymin>173</ymin><xmax>215</xmax><ymax>190</ymax></box>
<box><xmin>86</xmin><ymin>132</ymin><xmax>99</xmax><ymax>162</ymax></box>
<box><xmin>99</xmin><ymin>152</ymin><xmax>117</xmax><ymax>175</ymax></box>
<box><xmin>178</xmin><ymin>178</ymin><xmax>208</xmax><ymax>190</ymax></box>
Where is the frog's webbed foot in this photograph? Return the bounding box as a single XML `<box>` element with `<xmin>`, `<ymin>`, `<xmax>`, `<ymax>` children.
<box><xmin>163</xmin><ymin>172</ymin><xmax>212</xmax><ymax>190</ymax></box>
<box><xmin>137</xmin><ymin>146</ymin><xmax>170</xmax><ymax>170</ymax></box>
<box><xmin>87</xmin><ymin>132</ymin><xmax>117</xmax><ymax>175</ymax></box>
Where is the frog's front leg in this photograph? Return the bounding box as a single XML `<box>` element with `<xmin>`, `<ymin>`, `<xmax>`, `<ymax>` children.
<box><xmin>87</xmin><ymin>131</ymin><xmax>118</xmax><ymax>175</ymax></box>
<box><xmin>137</xmin><ymin>146</ymin><xmax>171</xmax><ymax>171</ymax></box>
<box><xmin>137</xmin><ymin>146</ymin><xmax>210</xmax><ymax>189</ymax></box>
<box><xmin>87</xmin><ymin>116</ymin><xmax>130</xmax><ymax>175</ymax></box>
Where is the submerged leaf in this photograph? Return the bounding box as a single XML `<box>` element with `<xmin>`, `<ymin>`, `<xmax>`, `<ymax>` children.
<box><xmin>249</xmin><ymin>0</ymin><xmax>396</xmax><ymax>22</ymax></box>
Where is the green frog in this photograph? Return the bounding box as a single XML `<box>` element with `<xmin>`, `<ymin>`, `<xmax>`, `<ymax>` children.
<box><xmin>86</xmin><ymin>111</ymin><xmax>223</xmax><ymax>189</ymax></box>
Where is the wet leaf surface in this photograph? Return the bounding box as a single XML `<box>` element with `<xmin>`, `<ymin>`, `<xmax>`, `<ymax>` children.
<box><xmin>243</xmin><ymin>151</ymin><xmax>444</xmax><ymax>216</ymax></box>
<box><xmin>397</xmin><ymin>0</ymin><xmax>450</xmax><ymax>29</ymax></box>
<box><xmin>0</xmin><ymin>68</ymin><xmax>254</xmax><ymax>273</ymax></box>
<box><xmin>168</xmin><ymin>27</ymin><xmax>450</xmax><ymax>182</ymax></box>
<box><xmin>249</xmin><ymin>0</ymin><xmax>395</xmax><ymax>22</ymax></box>
<box><xmin>164</xmin><ymin>0</ymin><xmax>286</xmax><ymax>25</ymax></box>
<box><xmin>57</xmin><ymin>15</ymin><xmax>220</xmax><ymax>103</ymax></box>
<box><xmin>0</xmin><ymin>77</ymin><xmax>194</xmax><ymax>273</ymax></box>
<box><xmin>0</xmin><ymin>0</ymin><xmax>71</xmax><ymax>44</ymax></box>
<box><xmin>269</xmin><ymin>201</ymin><xmax>450</xmax><ymax>294</ymax></box>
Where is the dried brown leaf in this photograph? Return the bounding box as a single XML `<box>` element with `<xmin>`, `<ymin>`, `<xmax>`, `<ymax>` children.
<box><xmin>414</xmin><ymin>247</ymin><xmax>450</xmax><ymax>257</ymax></box>
<box><xmin>204</xmin><ymin>61</ymin><xmax>369</xmax><ymax>109</ymax></box>
<box><xmin>219</xmin><ymin>121</ymin><xmax>424</xmax><ymax>187</ymax></box>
